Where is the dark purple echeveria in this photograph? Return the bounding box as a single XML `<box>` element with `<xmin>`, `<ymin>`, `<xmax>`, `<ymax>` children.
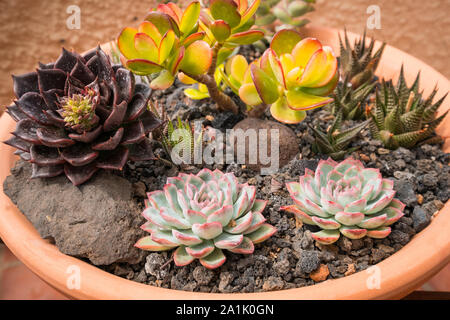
<box><xmin>4</xmin><ymin>47</ymin><xmax>162</xmax><ymax>185</ymax></box>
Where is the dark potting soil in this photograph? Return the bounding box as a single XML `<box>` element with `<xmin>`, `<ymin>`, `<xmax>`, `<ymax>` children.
<box><xmin>4</xmin><ymin>45</ymin><xmax>449</xmax><ymax>293</ymax></box>
<box><xmin>99</xmin><ymin>68</ymin><xmax>449</xmax><ymax>292</ymax></box>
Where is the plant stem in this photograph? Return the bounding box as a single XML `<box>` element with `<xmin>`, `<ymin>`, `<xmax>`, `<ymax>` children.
<box><xmin>185</xmin><ymin>42</ymin><xmax>239</xmax><ymax>114</ymax></box>
<box><xmin>247</xmin><ymin>104</ymin><xmax>267</xmax><ymax>118</ymax></box>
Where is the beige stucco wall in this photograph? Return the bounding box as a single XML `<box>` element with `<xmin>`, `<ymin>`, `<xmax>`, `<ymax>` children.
<box><xmin>0</xmin><ymin>0</ymin><xmax>448</xmax><ymax>109</ymax></box>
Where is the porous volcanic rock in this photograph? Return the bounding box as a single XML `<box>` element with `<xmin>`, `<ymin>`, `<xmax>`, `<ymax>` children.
<box><xmin>3</xmin><ymin>160</ymin><xmax>145</xmax><ymax>265</ymax></box>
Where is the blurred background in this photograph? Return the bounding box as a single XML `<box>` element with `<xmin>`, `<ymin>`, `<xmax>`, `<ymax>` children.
<box><xmin>0</xmin><ymin>0</ymin><xmax>449</xmax><ymax>299</ymax></box>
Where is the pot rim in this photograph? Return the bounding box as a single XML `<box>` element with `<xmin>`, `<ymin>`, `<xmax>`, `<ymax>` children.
<box><xmin>0</xmin><ymin>25</ymin><xmax>449</xmax><ymax>300</ymax></box>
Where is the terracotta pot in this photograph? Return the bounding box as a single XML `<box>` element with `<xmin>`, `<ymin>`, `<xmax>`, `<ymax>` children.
<box><xmin>0</xmin><ymin>25</ymin><xmax>449</xmax><ymax>300</ymax></box>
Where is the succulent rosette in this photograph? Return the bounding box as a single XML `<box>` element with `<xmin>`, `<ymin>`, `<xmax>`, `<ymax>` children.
<box><xmin>136</xmin><ymin>169</ymin><xmax>277</xmax><ymax>269</ymax></box>
<box><xmin>282</xmin><ymin>158</ymin><xmax>405</xmax><ymax>245</ymax></box>
<box><xmin>237</xmin><ymin>29</ymin><xmax>338</xmax><ymax>124</ymax></box>
<box><xmin>4</xmin><ymin>47</ymin><xmax>162</xmax><ymax>185</ymax></box>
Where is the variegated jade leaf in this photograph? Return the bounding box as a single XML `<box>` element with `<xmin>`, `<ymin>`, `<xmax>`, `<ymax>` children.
<box><xmin>179</xmin><ymin>41</ymin><xmax>212</xmax><ymax>76</ymax></box>
<box><xmin>210</xmin><ymin>0</ymin><xmax>241</xmax><ymax>29</ymax></box>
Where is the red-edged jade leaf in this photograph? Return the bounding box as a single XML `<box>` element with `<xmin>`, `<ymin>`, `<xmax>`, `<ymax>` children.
<box><xmin>229</xmin><ymin>55</ymin><xmax>248</xmax><ymax>84</ymax></box>
<box><xmin>228</xmin><ymin>30</ymin><xmax>264</xmax><ymax>45</ymax></box>
<box><xmin>292</xmin><ymin>37</ymin><xmax>322</xmax><ymax>68</ymax></box>
<box><xmin>270</xmin><ymin>29</ymin><xmax>303</xmax><ymax>56</ymax></box>
<box><xmin>270</xmin><ymin>96</ymin><xmax>307</xmax><ymax>124</ymax></box>
<box><xmin>178</xmin><ymin>72</ymin><xmax>197</xmax><ymax>84</ymax></box>
<box><xmin>157</xmin><ymin>3</ymin><xmax>181</xmax><ymax>23</ymax></box>
<box><xmin>229</xmin><ymin>236</ymin><xmax>254</xmax><ymax>254</ymax></box>
<box><xmin>298</xmin><ymin>47</ymin><xmax>337</xmax><ymax>88</ymax></box>
<box><xmin>311</xmin><ymin>230</ymin><xmax>340</xmax><ymax>245</ymax></box>
<box><xmin>134</xmin><ymin>33</ymin><xmax>158</xmax><ymax>63</ymax></box>
<box><xmin>126</xmin><ymin>59</ymin><xmax>163</xmax><ymax>75</ymax></box>
<box><xmin>250</xmin><ymin>64</ymin><xmax>279</xmax><ymax>105</ymax></box>
<box><xmin>184</xmin><ymin>88</ymin><xmax>210</xmax><ymax>100</ymax></box>
<box><xmin>145</xmin><ymin>11</ymin><xmax>176</xmax><ymax>37</ymax></box>
<box><xmin>138</xmin><ymin>21</ymin><xmax>162</xmax><ymax>45</ymax></box>
<box><xmin>210</xmin><ymin>0</ymin><xmax>241</xmax><ymax>29</ymax></box>
<box><xmin>179</xmin><ymin>40</ymin><xmax>212</xmax><ymax>76</ymax></box>
<box><xmin>180</xmin><ymin>1</ymin><xmax>201</xmax><ymax>34</ymax></box>
<box><xmin>185</xmin><ymin>240</ymin><xmax>215</xmax><ymax>258</ymax></box>
<box><xmin>199</xmin><ymin>248</ymin><xmax>226</xmax><ymax>269</ymax></box>
<box><xmin>173</xmin><ymin>246</ymin><xmax>195</xmax><ymax>266</ymax></box>
<box><xmin>286</xmin><ymin>89</ymin><xmax>333</xmax><ymax>111</ymax></box>
<box><xmin>210</xmin><ymin>20</ymin><xmax>231</xmax><ymax>42</ymax></box>
<box><xmin>182</xmin><ymin>31</ymin><xmax>206</xmax><ymax>47</ymax></box>
<box><xmin>238</xmin><ymin>83</ymin><xmax>262</xmax><ymax>106</ymax></box>
<box><xmin>117</xmin><ymin>27</ymin><xmax>139</xmax><ymax>59</ymax></box>
<box><xmin>150</xmin><ymin>70</ymin><xmax>175</xmax><ymax>90</ymax></box>
<box><xmin>135</xmin><ymin>236</ymin><xmax>177</xmax><ymax>251</ymax></box>
<box><xmin>301</xmin><ymin>71</ymin><xmax>339</xmax><ymax>96</ymax></box>
<box><xmin>159</xmin><ymin>30</ymin><xmax>176</xmax><ymax>64</ymax></box>
<box><xmin>239</xmin><ymin>0</ymin><xmax>260</xmax><ymax>27</ymax></box>
<box><xmin>246</xmin><ymin>223</ymin><xmax>277</xmax><ymax>244</ymax></box>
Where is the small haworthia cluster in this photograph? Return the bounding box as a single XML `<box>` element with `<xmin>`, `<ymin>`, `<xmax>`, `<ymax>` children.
<box><xmin>282</xmin><ymin>158</ymin><xmax>405</xmax><ymax>245</ymax></box>
<box><xmin>136</xmin><ymin>169</ymin><xmax>277</xmax><ymax>269</ymax></box>
<box><xmin>310</xmin><ymin>111</ymin><xmax>370</xmax><ymax>160</ymax></box>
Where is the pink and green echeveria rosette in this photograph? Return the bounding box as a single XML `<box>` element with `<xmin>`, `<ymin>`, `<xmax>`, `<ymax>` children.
<box><xmin>135</xmin><ymin>168</ymin><xmax>277</xmax><ymax>269</ymax></box>
<box><xmin>282</xmin><ymin>158</ymin><xmax>405</xmax><ymax>245</ymax></box>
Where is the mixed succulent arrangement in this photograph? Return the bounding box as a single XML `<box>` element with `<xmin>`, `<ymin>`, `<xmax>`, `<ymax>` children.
<box><xmin>135</xmin><ymin>169</ymin><xmax>277</xmax><ymax>269</ymax></box>
<box><xmin>2</xmin><ymin>0</ymin><xmax>448</xmax><ymax>277</ymax></box>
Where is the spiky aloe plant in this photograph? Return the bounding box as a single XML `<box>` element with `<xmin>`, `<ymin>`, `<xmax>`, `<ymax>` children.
<box><xmin>330</xmin><ymin>79</ymin><xmax>377</xmax><ymax>120</ymax></box>
<box><xmin>339</xmin><ymin>29</ymin><xmax>385</xmax><ymax>90</ymax></box>
<box><xmin>4</xmin><ymin>47</ymin><xmax>162</xmax><ymax>185</ymax></box>
<box><xmin>282</xmin><ymin>158</ymin><xmax>405</xmax><ymax>245</ymax></box>
<box><xmin>136</xmin><ymin>169</ymin><xmax>277</xmax><ymax>269</ymax></box>
<box><xmin>366</xmin><ymin>68</ymin><xmax>448</xmax><ymax>149</ymax></box>
<box><xmin>310</xmin><ymin>111</ymin><xmax>370</xmax><ymax>160</ymax></box>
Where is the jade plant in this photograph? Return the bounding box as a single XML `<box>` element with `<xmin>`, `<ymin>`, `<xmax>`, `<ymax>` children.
<box><xmin>282</xmin><ymin>158</ymin><xmax>405</xmax><ymax>245</ymax></box>
<box><xmin>4</xmin><ymin>47</ymin><xmax>162</xmax><ymax>185</ymax></box>
<box><xmin>117</xmin><ymin>0</ymin><xmax>264</xmax><ymax>114</ymax></box>
<box><xmin>135</xmin><ymin>169</ymin><xmax>277</xmax><ymax>269</ymax></box>
<box><xmin>310</xmin><ymin>111</ymin><xmax>370</xmax><ymax>160</ymax></box>
<box><xmin>236</xmin><ymin>29</ymin><xmax>338</xmax><ymax>124</ymax></box>
<box><xmin>366</xmin><ymin>68</ymin><xmax>448</xmax><ymax>149</ymax></box>
<box><xmin>339</xmin><ymin>29</ymin><xmax>385</xmax><ymax>90</ymax></box>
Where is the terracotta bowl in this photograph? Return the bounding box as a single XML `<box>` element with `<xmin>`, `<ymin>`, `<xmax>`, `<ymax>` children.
<box><xmin>0</xmin><ymin>25</ymin><xmax>449</xmax><ymax>300</ymax></box>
